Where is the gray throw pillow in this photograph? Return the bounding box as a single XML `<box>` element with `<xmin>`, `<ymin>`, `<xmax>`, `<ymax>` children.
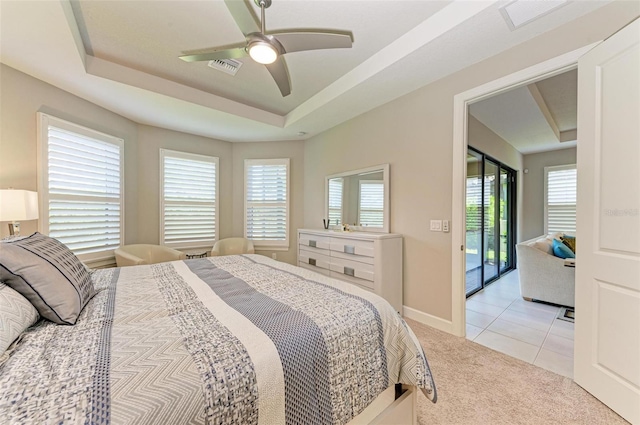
<box><xmin>0</xmin><ymin>282</ymin><xmax>39</xmax><ymax>355</ymax></box>
<box><xmin>0</xmin><ymin>233</ymin><xmax>96</xmax><ymax>325</ymax></box>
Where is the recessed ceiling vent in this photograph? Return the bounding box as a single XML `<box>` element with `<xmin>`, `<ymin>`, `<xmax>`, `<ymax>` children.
<box><xmin>207</xmin><ymin>59</ymin><xmax>243</xmax><ymax>76</ymax></box>
<box><xmin>500</xmin><ymin>0</ymin><xmax>568</xmax><ymax>31</ymax></box>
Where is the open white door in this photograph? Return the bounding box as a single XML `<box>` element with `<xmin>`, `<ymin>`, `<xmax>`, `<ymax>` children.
<box><xmin>575</xmin><ymin>18</ymin><xmax>640</xmax><ymax>424</ymax></box>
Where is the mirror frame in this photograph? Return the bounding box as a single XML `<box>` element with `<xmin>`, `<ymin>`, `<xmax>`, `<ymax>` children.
<box><xmin>325</xmin><ymin>163</ymin><xmax>390</xmax><ymax>233</ymax></box>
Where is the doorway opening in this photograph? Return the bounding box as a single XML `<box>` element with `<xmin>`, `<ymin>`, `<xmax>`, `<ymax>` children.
<box><xmin>465</xmin><ymin>147</ymin><xmax>516</xmax><ymax>297</ymax></box>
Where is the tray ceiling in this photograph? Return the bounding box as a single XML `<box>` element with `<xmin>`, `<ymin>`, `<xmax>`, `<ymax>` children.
<box><xmin>0</xmin><ymin>1</ymin><xmax>614</xmax><ymax>142</ymax></box>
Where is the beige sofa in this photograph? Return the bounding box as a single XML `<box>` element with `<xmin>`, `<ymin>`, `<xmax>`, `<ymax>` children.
<box><xmin>115</xmin><ymin>244</ymin><xmax>186</xmax><ymax>267</ymax></box>
<box><xmin>516</xmin><ymin>235</ymin><xmax>575</xmax><ymax>307</ymax></box>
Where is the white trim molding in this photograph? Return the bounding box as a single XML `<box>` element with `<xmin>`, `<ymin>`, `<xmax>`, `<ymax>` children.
<box><xmin>403</xmin><ymin>306</ymin><xmax>454</xmax><ymax>335</ymax></box>
<box><xmin>450</xmin><ymin>43</ymin><xmax>599</xmax><ymax>338</ymax></box>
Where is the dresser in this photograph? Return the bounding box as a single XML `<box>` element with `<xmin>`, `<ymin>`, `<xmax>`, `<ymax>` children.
<box><xmin>297</xmin><ymin>229</ymin><xmax>403</xmax><ymax>313</ymax></box>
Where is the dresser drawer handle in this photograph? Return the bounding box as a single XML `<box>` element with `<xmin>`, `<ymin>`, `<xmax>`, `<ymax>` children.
<box><xmin>309</xmin><ymin>258</ymin><xmax>316</xmax><ymax>266</ymax></box>
<box><xmin>344</xmin><ymin>267</ymin><xmax>355</xmax><ymax>277</ymax></box>
<box><xmin>309</xmin><ymin>240</ymin><xmax>317</xmax><ymax>248</ymax></box>
<box><xmin>344</xmin><ymin>245</ymin><xmax>355</xmax><ymax>254</ymax></box>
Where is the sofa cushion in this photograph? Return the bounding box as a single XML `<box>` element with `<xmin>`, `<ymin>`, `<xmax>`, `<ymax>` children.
<box><xmin>553</xmin><ymin>239</ymin><xmax>575</xmax><ymax>259</ymax></box>
<box><xmin>532</xmin><ymin>238</ymin><xmax>554</xmax><ymax>255</ymax></box>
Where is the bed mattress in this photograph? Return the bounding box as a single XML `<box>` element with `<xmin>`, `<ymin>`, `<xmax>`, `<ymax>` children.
<box><xmin>0</xmin><ymin>254</ymin><xmax>435</xmax><ymax>424</ymax></box>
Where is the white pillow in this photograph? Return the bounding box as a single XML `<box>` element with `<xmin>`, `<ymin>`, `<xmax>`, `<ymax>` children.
<box><xmin>547</xmin><ymin>232</ymin><xmax>565</xmax><ymax>241</ymax></box>
<box><xmin>0</xmin><ymin>282</ymin><xmax>39</xmax><ymax>355</ymax></box>
<box><xmin>532</xmin><ymin>238</ymin><xmax>554</xmax><ymax>255</ymax></box>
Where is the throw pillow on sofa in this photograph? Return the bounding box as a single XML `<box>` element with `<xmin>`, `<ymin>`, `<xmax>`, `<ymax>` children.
<box><xmin>552</xmin><ymin>239</ymin><xmax>575</xmax><ymax>259</ymax></box>
<box><xmin>561</xmin><ymin>235</ymin><xmax>576</xmax><ymax>253</ymax></box>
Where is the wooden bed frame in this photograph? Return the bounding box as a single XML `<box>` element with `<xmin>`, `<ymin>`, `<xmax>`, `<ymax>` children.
<box><xmin>348</xmin><ymin>384</ymin><xmax>418</xmax><ymax>425</ymax></box>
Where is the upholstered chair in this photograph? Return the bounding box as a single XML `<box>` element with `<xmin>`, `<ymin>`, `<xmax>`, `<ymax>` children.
<box><xmin>210</xmin><ymin>238</ymin><xmax>255</xmax><ymax>256</ymax></box>
<box><xmin>115</xmin><ymin>244</ymin><xmax>186</xmax><ymax>267</ymax></box>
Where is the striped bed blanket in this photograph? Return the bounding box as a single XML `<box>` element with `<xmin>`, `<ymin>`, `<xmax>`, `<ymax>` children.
<box><xmin>0</xmin><ymin>254</ymin><xmax>436</xmax><ymax>424</ymax></box>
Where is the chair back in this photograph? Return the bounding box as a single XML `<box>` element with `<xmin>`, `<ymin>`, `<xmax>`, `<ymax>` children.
<box><xmin>211</xmin><ymin>238</ymin><xmax>255</xmax><ymax>256</ymax></box>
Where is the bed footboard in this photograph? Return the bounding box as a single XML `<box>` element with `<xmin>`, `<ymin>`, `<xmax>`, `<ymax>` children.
<box><xmin>348</xmin><ymin>384</ymin><xmax>417</xmax><ymax>425</ymax></box>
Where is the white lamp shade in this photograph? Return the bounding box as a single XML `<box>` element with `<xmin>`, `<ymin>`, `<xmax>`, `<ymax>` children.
<box><xmin>0</xmin><ymin>190</ymin><xmax>39</xmax><ymax>221</ymax></box>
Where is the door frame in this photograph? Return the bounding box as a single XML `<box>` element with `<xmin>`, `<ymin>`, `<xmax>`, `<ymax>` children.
<box><xmin>450</xmin><ymin>42</ymin><xmax>599</xmax><ymax>337</ymax></box>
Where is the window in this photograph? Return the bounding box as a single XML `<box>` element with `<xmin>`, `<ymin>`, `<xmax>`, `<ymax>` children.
<box><xmin>328</xmin><ymin>178</ymin><xmax>343</xmax><ymax>225</ymax></box>
<box><xmin>358</xmin><ymin>180</ymin><xmax>384</xmax><ymax>227</ymax></box>
<box><xmin>545</xmin><ymin>164</ymin><xmax>577</xmax><ymax>234</ymax></box>
<box><xmin>244</xmin><ymin>159</ymin><xmax>289</xmax><ymax>249</ymax></box>
<box><xmin>37</xmin><ymin>113</ymin><xmax>123</xmax><ymax>262</ymax></box>
<box><xmin>160</xmin><ymin>150</ymin><xmax>218</xmax><ymax>248</ymax></box>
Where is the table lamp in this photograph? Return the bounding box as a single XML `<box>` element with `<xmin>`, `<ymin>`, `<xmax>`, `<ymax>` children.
<box><xmin>0</xmin><ymin>189</ymin><xmax>39</xmax><ymax>237</ymax></box>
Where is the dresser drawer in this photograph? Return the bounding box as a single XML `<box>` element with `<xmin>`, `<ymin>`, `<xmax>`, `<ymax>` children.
<box><xmin>299</xmin><ymin>233</ymin><xmax>331</xmax><ymax>250</ymax></box>
<box><xmin>298</xmin><ymin>243</ymin><xmax>330</xmax><ymax>257</ymax></box>
<box><xmin>330</xmin><ymin>238</ymin><xmax>375</xmax><ymax>261</ymax></box>
<box><xmin>298</xmin><ymin>261</ymin><xmax>331</xmax><ymax>277</ymax></box>
<box><xmin>329</xmin><ymin>256</ymin><xmax>375</xmax><ymax>289</ymax></box>
<box><xmin>331</xmin><ymin>270</ymin><xmax>375</xmax><ymax>291</ymax></box>
<box><xmin>298</xmin><ymin>248</ymin><xmax>331</xmax><ymax>272</ymax></box>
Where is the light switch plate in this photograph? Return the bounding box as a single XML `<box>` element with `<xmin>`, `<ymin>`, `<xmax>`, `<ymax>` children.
<box><xmin>430</xmin><ymin>220</ymin><xmax>442</xmax><ymax>231</ymax></box>
<box><xmin>442</xmin><ymin>220</ymin><xmax>450</xmax><ymax>232</ymax></box>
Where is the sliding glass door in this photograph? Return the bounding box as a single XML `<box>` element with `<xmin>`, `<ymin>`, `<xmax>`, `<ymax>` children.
<box><xmin>465</xmin><ymin>147</ymin><xmax>516</xmax><ymax>297</ymax></box>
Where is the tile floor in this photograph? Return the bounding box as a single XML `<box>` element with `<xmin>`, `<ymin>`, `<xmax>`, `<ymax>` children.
<box><xmin>466</xmin><ymin>270</ymin><xmax>575</xmax><ymax>378</ymax></box>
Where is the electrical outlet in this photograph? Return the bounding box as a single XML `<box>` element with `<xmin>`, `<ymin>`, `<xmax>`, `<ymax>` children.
<box><xmin>271</xmin><ymin>253</ymin><xmax>277</xmax><ymax>260</ymax></box>
<box><xmin>442</xmin><ymin>220</ymin><xmax>450</xmax><ymax>232</ymax></box>
<box><xmin>430</xmin><ymin>220</ymin><xmax>442</xmax><ymax>232</ymax></box>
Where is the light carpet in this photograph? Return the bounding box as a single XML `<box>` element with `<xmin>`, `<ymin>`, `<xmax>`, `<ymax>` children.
<box><xmin>407</xmin><ymin>318</ymin><xmax>627</xmax><ymax>425</ymax></box>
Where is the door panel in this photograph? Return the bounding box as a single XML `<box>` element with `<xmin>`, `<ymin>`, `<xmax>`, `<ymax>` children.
<box><xmin>575</xmin><ymin>18</ymin><xmax>640</xmax><ymax>424</ymax></box>
<box><xmin>466</xmin><ymin>150</ymin><xmax>483</xmax><ymax>295</ymax></box>
<box><xmin>483</xmin><ymin>159</ymin><xmax>499</xmax><ymax>282</ymax></box>
<box><xmin>598</xmin><ymin>41</ymin><xmax>640</xmax><ymax>254</ymax></box>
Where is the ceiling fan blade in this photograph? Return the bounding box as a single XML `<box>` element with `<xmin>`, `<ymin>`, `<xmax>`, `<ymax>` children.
<box><xmin>179</xmin><ymin>46</ymin><xmax>247</xmax><ymax>63</ymax></box>
<box><xmin>224</xmin><ymin>0</ymin><xmax>260</xmax><ymax>35</ymax></box>
<box><xmin>265</xmin><ymin>57</ymin><xmax>291</xmax><ymax>97</ymax></box>
<box><xmin>271</xmin><ymin>31</ymin><xmax>352</xmax><ymax>54</ymax></box>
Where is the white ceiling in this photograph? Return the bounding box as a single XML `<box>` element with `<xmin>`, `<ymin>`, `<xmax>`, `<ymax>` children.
<box><xmin>0</xmin><ymin>1</ymin><xmax>611</xmax><ymax>142</ymax></box>
<box><xmin>469</xmin><ymin>69</ymin><xmax>577</xmax><ymax>154</ymax></box>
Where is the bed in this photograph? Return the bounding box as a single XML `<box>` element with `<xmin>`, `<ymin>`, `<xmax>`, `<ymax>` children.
<box><xmin>0</xmin><ymin>233</ymin><xmax>436</xmax><ymax>424</ymax></box>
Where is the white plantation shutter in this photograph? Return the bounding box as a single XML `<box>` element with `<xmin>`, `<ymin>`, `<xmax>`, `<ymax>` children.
<box><xmin>38</xmin><ymin>113</ymin><xmax>124</xmax><ymax>261</ymax></box>
<box><xmin>466</xmin><ymin>176</ymin><xmax>483</xmax><ymax>230</ymax></box>
<box><xmin>328</xmin><ymin>178</ymin><xmax>343</xmax><ymax>225</ymax></box>
<box><xmin>160</xmin><ymin>150</ymin><xmax>218</xmax><ymax>248</ymax></box>
<box><xmin>245</xmin><ymin>159</ymin><xmax>289</xmax><ymax>248</ymax></box>
<box><xmin>545</xmin><ymin>165</ymin><xmax>577</xmax><ymax>234</ymax></box>
<box><xmin>358</xmin><ymin>180</ymin><xmax>384</xmax><ymax>227</ymax></box>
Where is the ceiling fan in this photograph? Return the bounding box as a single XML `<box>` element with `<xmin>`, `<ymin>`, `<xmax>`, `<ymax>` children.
<box><xmin>179</xmin><ymin>0</ymin><xmax>353</xmax><ymax>97</ymax></box>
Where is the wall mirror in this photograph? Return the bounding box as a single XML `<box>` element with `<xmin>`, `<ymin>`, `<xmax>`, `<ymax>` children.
<box><xmin>325</xmin><ymin>164</ymin><xmax>390</xmax><ymax>233</ymax></box>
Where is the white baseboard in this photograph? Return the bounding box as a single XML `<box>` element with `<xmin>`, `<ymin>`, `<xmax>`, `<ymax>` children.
<box><xmin>403</xmin><ymin>306</ymin><xmax>454</xmax><ymax>335</ymax></box>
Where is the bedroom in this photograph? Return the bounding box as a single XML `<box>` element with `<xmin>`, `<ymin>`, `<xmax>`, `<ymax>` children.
<box><xmin>1</xmin><ymin>0</ymin><xmax>639</xmax><ymax>424</ymax></box>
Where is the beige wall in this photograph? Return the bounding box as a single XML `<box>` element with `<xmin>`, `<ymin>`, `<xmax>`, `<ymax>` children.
<box><xmin>0</xmin><ymin>65</ymin><xmax>304</xmax><ymax>266</ymax></box>
<box><xmin>468</xmin><ymin>115</ymin><xmax>524</xmax><ymax>242</ymax></box>
<box><xmin>304</xmin><ymin>2</ymin><xmax>636</xmax><ymax>321</ymax></box>
<box><xmin>0</xmin><ymin>64</ymin><xmax>139</xmax><ymax>241</ymax></box>
<box><xmin>231</xmin><ymin>141</ymin><xmax>305</xmax><ymax>265</ymax></box>
<box><xmin>521</xmin><ymin>147</ymin><xmax>577</xmax><ymax>241</ymax></box>
<box><xmin>136</xmin><ymin>124</ymin><xmax>234</xmax><ymax>246</ymax></box>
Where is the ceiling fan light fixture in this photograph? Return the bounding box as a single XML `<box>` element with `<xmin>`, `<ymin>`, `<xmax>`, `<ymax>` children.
<box><xmin>248</xmin><ymin>41</ymin><xmax>278</xmax><ymax>64</ymax></box>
